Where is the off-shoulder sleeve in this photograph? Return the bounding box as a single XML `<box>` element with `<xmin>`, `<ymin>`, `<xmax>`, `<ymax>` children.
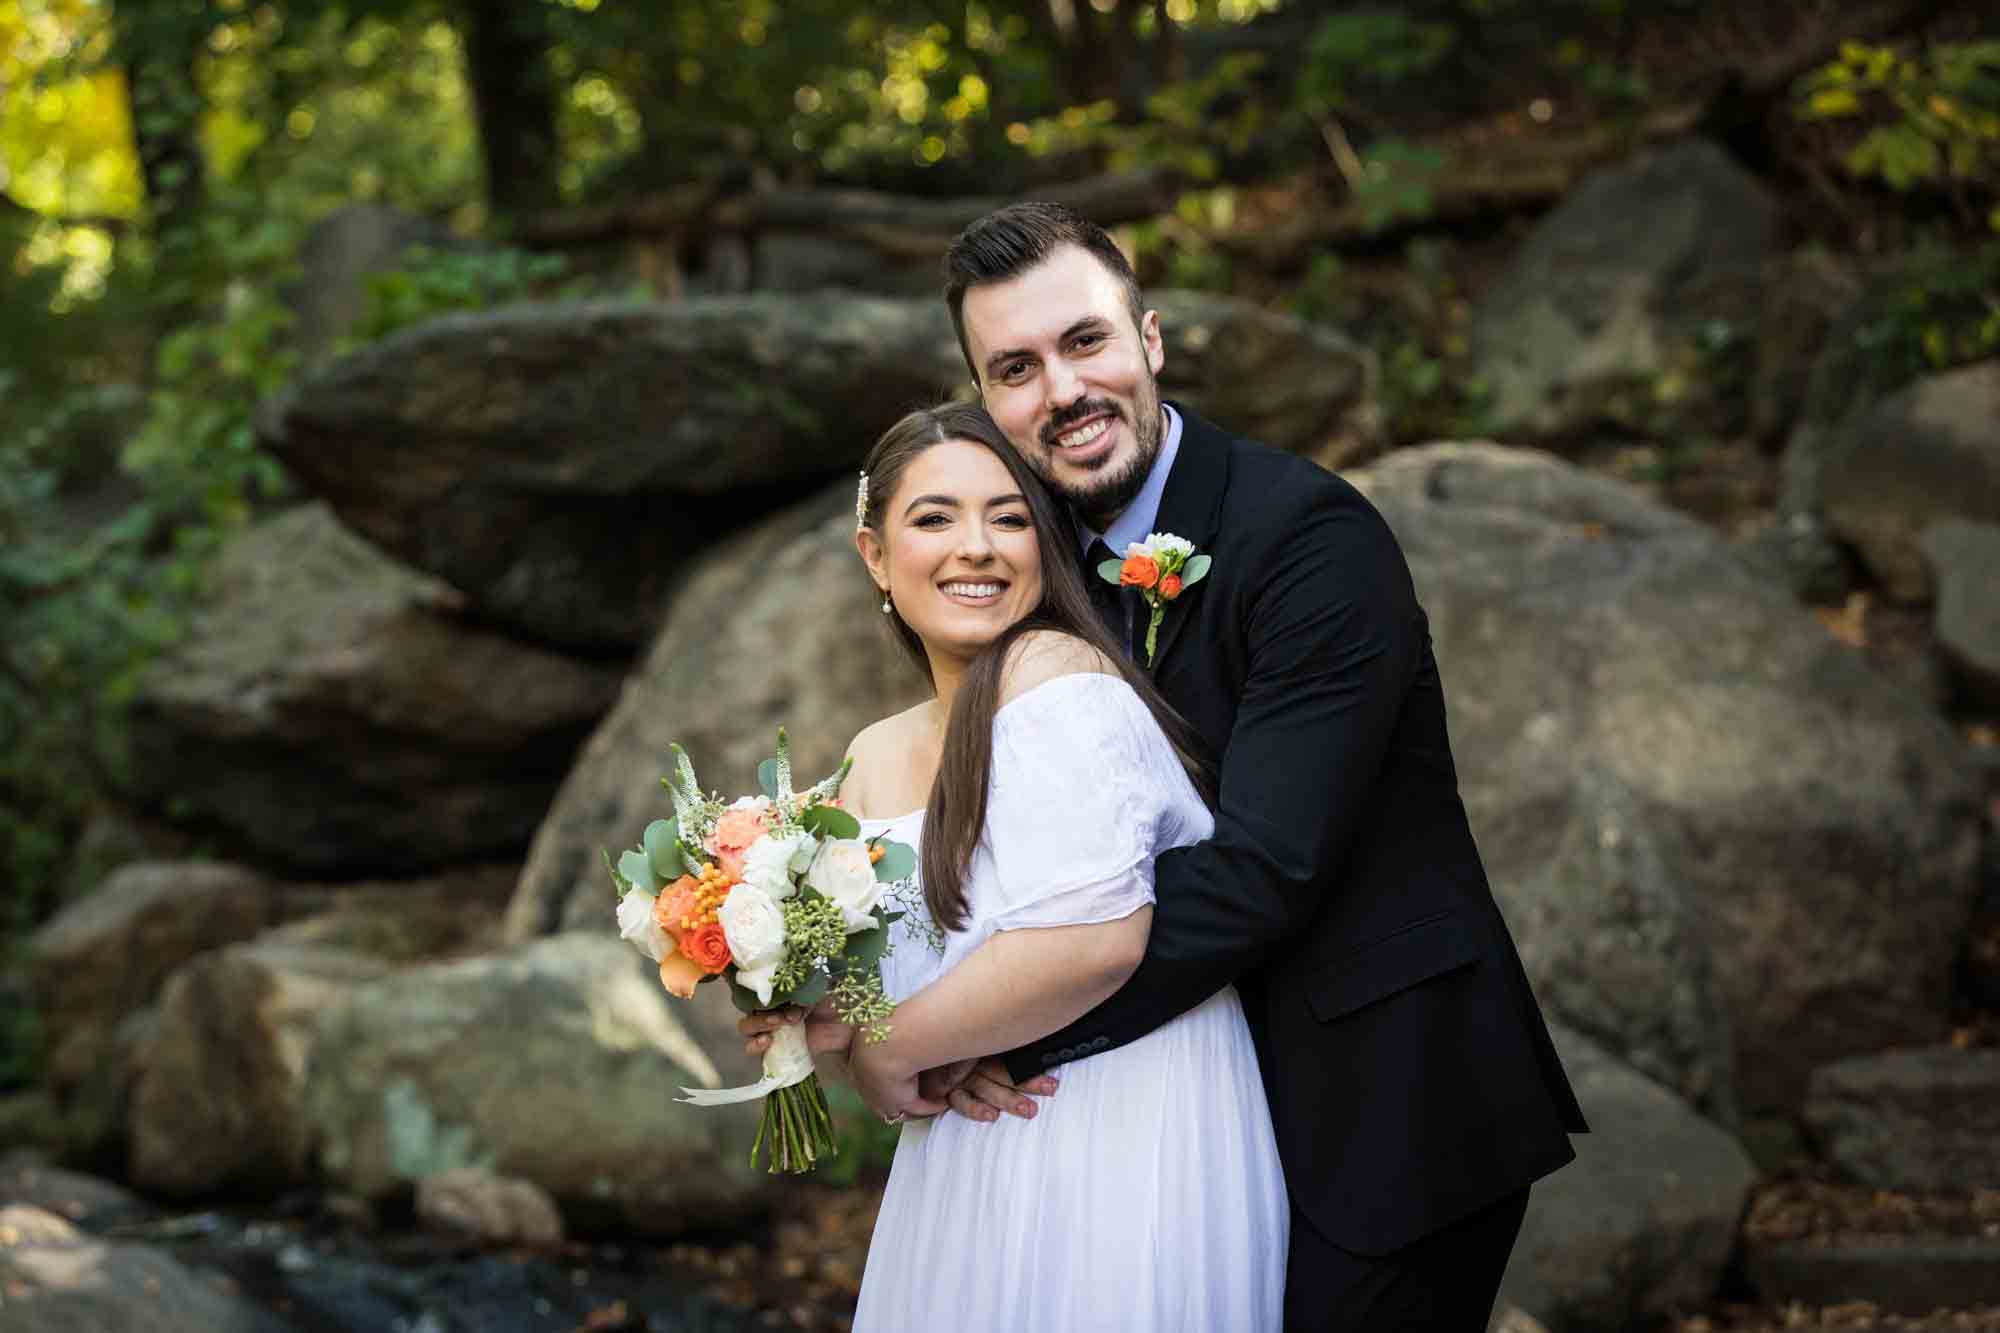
<box><xmin>973</xmin><ymin>672</ymin><xmax>1206</xmax><ymax>933</ymax></box>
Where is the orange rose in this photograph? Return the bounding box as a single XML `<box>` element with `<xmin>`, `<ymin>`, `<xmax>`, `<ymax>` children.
<box><xmin>658</xmin><ymin>951</ymin><xmax>706</xmax><ymax>999</ymax></box>
<box><xmin>1120</xmin><ymin>553</ymin><xmax>1160</xmax><ymax>590</ymax></box>
<box><xmin>654</xmin><ymin>875</ymin><xmax>702</xmax><ymax>936</ymax></box>
<box><xmin>679</xmin><ymin>921</ymin><xmax>732</xmax><ymax>974</ymax></box>
<box><xmin>1158</xmin><ymin>573</ymin><xmax>1183</xmax><ymax>600</ymax></box>
<box><xmin>718</xmin><ymin>847</ymin><xmax>750</xmax><ymax>880</ymax></box>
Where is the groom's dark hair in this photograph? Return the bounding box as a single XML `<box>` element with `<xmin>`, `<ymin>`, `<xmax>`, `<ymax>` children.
<box><xmin>943</xmin><ymin>202</ymin><xmax>1147</xmax><ymax>380</ymax></box>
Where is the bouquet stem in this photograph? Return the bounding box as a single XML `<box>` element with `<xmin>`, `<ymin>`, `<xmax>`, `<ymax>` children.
<box><xmin>753</xmin><ymin>1073</ymin><xmax>836</xmax><ymax>1174</ymax></box>
<box><xmin>747</xmin><ymin>1021</ymin><xmax>836</xmax><ymax>1174</ymax></box>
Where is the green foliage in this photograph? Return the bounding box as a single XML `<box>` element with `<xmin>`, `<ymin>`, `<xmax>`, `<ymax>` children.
<box><xmin>348</xmin><ymin>244</ymin><xmax>578</xmax><ymax>343</ymax></box>
<box><xmin>1008</xmin><ymin>54</ymin><xmax>1271</xmax><ymax>183</ymax></box>
<box><xmin>1855</xmin><ymin>240</ymin><xmax>2000</xmax><ymax>384</ymax></box>
<box><xmin>1347</xmin><ymin>137</ymin><xmax>1450</xmax><ymax>234</ymax></box>
<box><xmin>1296</xmin><ymin>11</ymin><xmax>1456</xmax><ymax>117</ymax></box>
<box><xmin>1799</xmin><ymin>38</ymin><xmax>2000</xmax><ymax>230</ymax></box>
<box><xmin>1290</xmin><ymin>243</ymin><xmax>1492</xmax><ymax>446</ymax></box>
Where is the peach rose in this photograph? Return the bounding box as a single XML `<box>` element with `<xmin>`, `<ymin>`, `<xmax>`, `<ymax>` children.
<box><xmin>1119</xmin><ymin>553</ymin><xmax>1160</xmax><ymax>590</ymax></box>
<box><xmin>1159</xmin><ymin>572</ymin><xmax>1183</xmax><ymax>600</ymax></box>
<box><xmin>711</xmin><ymin>807</ymin><xmax>771</xmax><ymax>880</ymax></box>
<box><xmin>654</xmin><ymin>875</ymin><xmax>702</xmax><ymax>937</ymax></box>
<box><xmin>714</xmin><ymin>807</ymin><xmax>770</xmax><ymax>853</ymax></box>
<box><xmin>679</xmin><ymin>921</ymin><xmax>732</xmax><ymax>974</ymax></box>
<box><xmin>658</xmin><ymin>951</ymin><xmax>706</xmax><ymax>999</ymax></box>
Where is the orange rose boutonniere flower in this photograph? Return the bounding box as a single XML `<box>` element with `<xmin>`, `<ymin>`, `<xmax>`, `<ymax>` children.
<box><xmin>1119</xmin><ymin>552</ymin><xmax>1160</xmax><ymax>590</ymax></box>
<box><xmin>1096</xmin><ymin>532</ymin><xmax>1211</xmax><ymax>667</ymax></box>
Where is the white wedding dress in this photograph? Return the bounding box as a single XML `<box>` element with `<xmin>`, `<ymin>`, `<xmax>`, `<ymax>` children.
<box><xmin>852</xmin><ymin>672</ymin><xmax>1287</xmax><ymax>1331</ymax></box>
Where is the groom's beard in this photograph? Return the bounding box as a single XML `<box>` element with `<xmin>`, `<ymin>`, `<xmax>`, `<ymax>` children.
<box><xmin>1039</xmin><ymin>382</ymin><xmax>1164</xmax><ymax>531</ymax></box>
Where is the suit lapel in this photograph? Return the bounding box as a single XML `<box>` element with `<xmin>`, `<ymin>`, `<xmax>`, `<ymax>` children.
<box><xmin>1143</xmin><ymin>403</ymin><xmax>1230</xmax><ymax>673</ymax></box>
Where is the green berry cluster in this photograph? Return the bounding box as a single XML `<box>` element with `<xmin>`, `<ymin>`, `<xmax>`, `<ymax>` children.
<box><xmin>774</xmin><ymin>892</ymin><xmax>848</xmax><ymax>993</ymax></box>
<box><xmin>831</xmin><ymin>971</ymin><xmax>895</xmax><ymax>1043</ymax></box>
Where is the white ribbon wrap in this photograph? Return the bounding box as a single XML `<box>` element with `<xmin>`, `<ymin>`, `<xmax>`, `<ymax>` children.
<box><xmin>678</xmin><ymin>1019</ymin><xmax>815</xmax><ymax>1106</ymax></box>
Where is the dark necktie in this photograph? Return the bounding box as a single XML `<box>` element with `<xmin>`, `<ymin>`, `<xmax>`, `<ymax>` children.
<box><xmin>1083</xmin><ymin>538</ymin><xmax>1129</xmax><ymax>655</ymax></box>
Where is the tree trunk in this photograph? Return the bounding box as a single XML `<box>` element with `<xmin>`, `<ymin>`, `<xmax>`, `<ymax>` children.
<box><xmin>118</xmin><ymin>9</ymin><xmax>210</xmax><ymax>336</ymax></box>
<box><xmin>458</xmin><ymin>0</ymin><xmax>561</xmax><ymax>217</ymax></box>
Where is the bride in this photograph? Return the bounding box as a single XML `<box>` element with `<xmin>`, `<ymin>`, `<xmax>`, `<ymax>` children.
<box><xmin>748</xmin><ymin>402</ymin><xmax>1285</xmax><ymax>1329</ymax></box>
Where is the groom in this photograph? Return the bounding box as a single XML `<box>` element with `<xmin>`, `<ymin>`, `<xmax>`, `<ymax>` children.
<box><xmin>801</xmin><ymin>203</ymin><xmax>1584</xmax><ymax>1328</ymax></box>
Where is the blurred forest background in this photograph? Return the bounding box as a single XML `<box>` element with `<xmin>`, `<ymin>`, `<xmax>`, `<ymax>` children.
<box><xmin>3</xmin><ymin>1</ymin><xmax>2000</xmax><ymax>1330</ymax></box>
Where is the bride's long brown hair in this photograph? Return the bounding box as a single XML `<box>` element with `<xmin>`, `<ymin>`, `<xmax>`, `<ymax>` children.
<box><xmin>859</xmin><ymin>403</ymin><xmax>1212</xmax><ymax>932</ymax></box>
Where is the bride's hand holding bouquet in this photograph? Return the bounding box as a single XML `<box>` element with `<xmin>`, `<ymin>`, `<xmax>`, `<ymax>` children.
<box><xmin>605</xmin><ymin>730</ymin><xmax>916</xmax><ymax>1173</ymax></box>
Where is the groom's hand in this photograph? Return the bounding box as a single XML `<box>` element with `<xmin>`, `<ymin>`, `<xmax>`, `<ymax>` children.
<box><xmin>920</xmin><ymin>1058</ymin><xmax>1058</xmax><ymax>1123</ymax></box>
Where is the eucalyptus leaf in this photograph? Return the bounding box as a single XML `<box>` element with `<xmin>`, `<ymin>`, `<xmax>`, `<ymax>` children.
<box><xmin>871</xmin><ymin>841</ymin><xmax>916</xmax><ymax>883</ymax></box>
<box><xmin>1096</xmin><ymin>558</ymin><xmax>1126</xmax><ymax>583</ymax></box>
<box><xmin>729</xmin><ymin>980</ymin><xmax>762</xmax><ymax>1014</ymax></box>
<box><xmin>786</xmin><ymin>971</ymin><xmax>830</xmax><ymax>1008</ymax></box>
<box><xmin>643</xmin><ymin>818</ymin><xmax>682</xmax><ymax>880</ymax></box>
<box><xmin>843</xmin><ymin>925</ymin><xmax>890</xmax><ymax>971</ymax></box>
<box><xmin>1182</xmin><ymin>553</ymin><xmax>1212</xmax><ymax>585</ymax></box>
<box><xmin>802</xmin><ymin>804</ymin><xmax>862</xmax><ymax>841</ymax></box>
<box><xmin>618</xmin><ymin>848</ymin><xmax>657</xmax><ymax>893</ymax></box>
<box><xmin>757</xmin><ymin>757</ymin><xmax>781</xmax><ymax>801</ymax></box>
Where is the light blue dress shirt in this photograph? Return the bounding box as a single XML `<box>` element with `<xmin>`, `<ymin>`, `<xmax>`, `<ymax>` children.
<box><xmin>1078</xmin><ymin>403</ymin><xmax>1182</xmax><ymax>557</ymax></box>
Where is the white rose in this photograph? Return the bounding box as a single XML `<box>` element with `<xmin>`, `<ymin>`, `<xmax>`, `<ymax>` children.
<box><xmin>615</xmin><ymin>889</ymin><xmax>668</xmax><ymax>963</ymax></box>
<box><xmin>1148</xmin><ymin>532</ymin><xmax>1194</xmax><ymax>560</ymax></box>
<box><xmin>741</xmin><ymin>831</ymin><xmax>811</xmax><ymax>899</ymax></box>
<box><xmin>808</xmin><ymin>838</ymin><xmax>886</xmax><ymax>933</ymax></box>
<box><xmin>734</xmin><ymin>957</ymin><xmax>782</xmax><ymax>1008</ymax></box>
<box><xmin>717</xmin><ymin>883</ymin><xmax>787</xmax><ymax>968</ymax></box>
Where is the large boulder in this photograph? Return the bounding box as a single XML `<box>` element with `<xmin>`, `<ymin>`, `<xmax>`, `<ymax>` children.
<box><xmin>502</xmin><ymin>483</ymin><xmax>928</xmax><ymax>940</ymax></box>
<box><xmin>123</xmin><ymin>504</ymin><xmax>620</xmax><ymax>876</ymax></box>
<box><xmin>0</xmin><ymin>1154</ymin><xmax>152</xmax><ymax>1230</ymax></box>
<box><xmin>129</xmin><ymin>941</ymin><xmax>397</xmax><ymax>1198</ymax></box>
<box><xmin>1811</xmin><ymin>360</ymin><xmax>2000</xmax><ymax>603</ymax></box>
<box><xmin>1351</xmin><ymin>444</ymin><xmax>1983</xmax><ymax>1119</ymax></box>
<box><xmin>25</xmin><ymin>861</ymin><xmax>272</xmax><ymax>1098</ymax></box>
<box><xmin>258</xmin><ymin>292</ymin><xmax>1370</xmax><ymax>649</ymax></box>
<box><xmin>1920</xmin><ymin>519</ymin><xmax>2000</xmax><ymax>708</ymax></box>
<box><xmin>0</xmin><ymin>1204</ymin><xmax>286</xmax><ymax>1333</ymax></box>
<box><xmin>1802</xmin><ymin>1045</ymin><xmax>2000</xmax><ymax>1193</ymax></box>
<box><xmin>1469</xmin><ymin>140</ymin><xmax>1777</xmax><ymax>442</ymax></box>
<box><xmin>257</xmin><ymin>294</ymin><xmax>967</xmax><ymax>651</ymax></box>
<box><xmin>124</xmin><ymin>863</ymin><xmax>517</xmax><ymax>1199</ymax></box>
<box><xmin>302</xmin><ymin>933</ymin><xmax>768</xmax><ymax>1234</ymax></box>
<box><xmin>1499</xmin><ymin>1025</ymin><xmax>1755</xmax><ymax>1331</ymax></box>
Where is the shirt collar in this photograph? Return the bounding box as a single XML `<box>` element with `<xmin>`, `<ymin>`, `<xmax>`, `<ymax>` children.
<box><xmin>1079</xmin><ymin>403</ymin><xmax>1181</xmax><ymax>555</ymax></box>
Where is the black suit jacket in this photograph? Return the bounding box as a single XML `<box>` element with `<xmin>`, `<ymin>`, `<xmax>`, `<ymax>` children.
<box><xmin>1005</xmin><ymin>405</ymin><xmax>1587</xmax><ymax>1256</ymax></box>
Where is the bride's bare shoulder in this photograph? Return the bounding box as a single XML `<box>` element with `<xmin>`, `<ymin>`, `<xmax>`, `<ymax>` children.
<box><xmin>999</xmin><ymin>630</ymin><xmax>1118</xmax><ymax>707</ymax></box>
<box><xmin>842</xmin><ymin>702</ymin><xmax>933</xmax><ymax>804</ymax></box>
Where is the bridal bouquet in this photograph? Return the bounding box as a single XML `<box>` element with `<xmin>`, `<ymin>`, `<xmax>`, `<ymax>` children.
<box><xmin>606</xmin><ymin>730</ymin><xmax>915</xmax><ymax>1174</ymax></box>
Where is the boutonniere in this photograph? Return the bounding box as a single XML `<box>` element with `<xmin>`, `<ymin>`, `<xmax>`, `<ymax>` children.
<box><xmin>1097</xmin><ymin>532</ymin><xmax>1212</xmax><ymax>667</ymax></box>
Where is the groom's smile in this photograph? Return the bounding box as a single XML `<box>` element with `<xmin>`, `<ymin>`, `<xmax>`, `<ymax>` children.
<box><xmin>1042</xmin><ymin>398</ymin><xmax>1125</xmax><ymax>470</ymax></box>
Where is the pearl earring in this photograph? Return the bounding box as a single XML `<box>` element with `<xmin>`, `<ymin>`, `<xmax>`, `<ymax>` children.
<box><xmin>881</xmin><ymin>592</ymin><xmax>893</xmax><ymax>615</ymax></box>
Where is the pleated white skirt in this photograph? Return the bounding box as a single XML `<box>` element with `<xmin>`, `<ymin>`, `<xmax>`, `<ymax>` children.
<box><xmin>852</xmin><ymin>986</ymin><xmax>1287</xmax><ymax>1332</ymax></box>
